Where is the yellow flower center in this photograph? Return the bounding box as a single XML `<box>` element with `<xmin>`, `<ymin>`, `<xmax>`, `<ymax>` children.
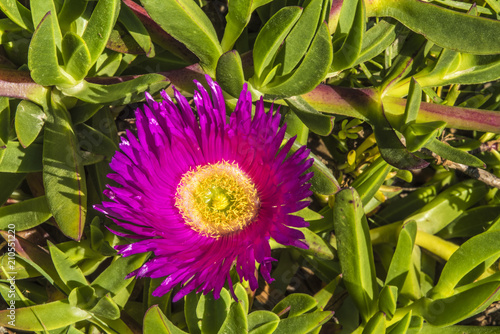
<box><xmin>175</xmin><ymin>161</ymin><xmax>260</xmax><ymax>238</ymax></box>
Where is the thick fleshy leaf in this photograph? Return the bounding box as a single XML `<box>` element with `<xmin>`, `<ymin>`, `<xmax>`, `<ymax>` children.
<box><xmin>423</xmin><ymin>281</ymin><xmax>500</xmax><ymax>326</ymax></box>
<box><xmin>285</xmin><ymin>96</ymin><xmax>334</xmax><ymax>136</ymax></box>
<box><xmin>62</xmin><ymin>32</ymin><xmax>91</xmax><ymax>82</ymax></box>
<box><xmin>91</xmin><ymin>253</ymin><xmax>148</xmax><ymax>298</ymax></box>
<box><xmin>0</xmin><ymin>172</ymin><xmax>25</xmax><ymax>205</ymax></box>
<box><xmin>272</xmin><ymin>311</ymin><xmax>333</xmax><ymax>334</ymax></box>
<box><xmin>197</xmin><ymin>290</ymin><xmax>232</xmax><ymax>334</ymax></box>
<box><xmin>438</xmin><ymin>205</ymin><xmax>500</xmax><ymax>239</ymax></box>
<box><xmin>314</xmin><ymin>274</ymin><xmax>342</xmax><ymax>310</ymax></box>
<box><xmin>275</xmin><ymin>0</ymin><xmax>324</xmax><ymax>76</ymax></box>
<box><xmin>0</xmin><ymin>195</ymin><xmax>51</xmax><ymax>231</ymax></box>
<box><xmin>119</xmin><ymin>3</ymin><xmax>155</xmax><ymax>57</ymax></box>
<box><xmin>291</xmin><ymin>141</ymin><xmax>340</xmax><ymax>195</ymax></box>
<box><xmin>218</xmin><ymin>301</ymin><xmax>247</xmax><ymax>334</ymax></box>
<box><xmin>48</xmin><ymin>241</ymin><xmax>88</xmax><ymax>291</ymax></box>
<box><xmin>141</xmin><ymin>0</ymin><xmax>222</xmax><ymax>74</ymax></box>
<box><xmin>15</xmin><ymin>100</ymin><xmax>46</xmax><ymax>148</ymax></box>
<box><xmin>272</xmin><ymin>294</ymin><xmax>318</xmax><ymax>318</ymax></box>
<box><xmin>61</xmin><ymin>74</ymin><xmax>167</xmax><ymax>105</ymax></box>
<box><xmin>248</xmin><ymin>311</ymin><xmax>280</xmax><ymax>334</ymax></box>
<box><xmin>384</xmin><ymin>220</ymin><xmax>416</xmax><ymax>290</ymax></box>
<box><xmin>378</xmin><ymin>285</ymin><xmax>398</xmax><ymax>320</ymax></box>
<box><xmin>90</xmin><ymin>294</ymin><xmax>121</xmax><ymax>320</ymax></box>
<box><xmin>0</xmin><ymin>0</ymin><xmax>33</xmax><ymax>31</ymax></box>
<box><xmin>0</xmin><ymin>142</ymin><xmax>43</xmax><ymax>173</ymax></box>
<box><xmin>0</xmin><ymin>97</ymin><xmax>9</xmax><ymax>146</ymax></box>
<box><xmin>144</xmin><ymin>305</ymin><xmax>188</xmax><ymax>334</ymax></box>
<box><xmin>253</xmin><ymin>6</ymin><xmax>302</xmax><ymax>80</ymax></box>
<box><xmin>82</xmin><ymin>0</ymin><xmax>120</xmax><ymax>68</ymax></box>
<box><xmin>299</xmin><ymin>227</ymin><xmax>336</xmax><ymax>260</ymax></box>
<box><xmin>331</xmin><ymin>0</ymin><xmax>365</xmax><ymax>71</ymax></box>
<box><xmin>75</xmin><ymin>123</ymin><xmax>118</xmax><ymax>159</ymax></box>
<box><xmin>30</xmin><ymin>0</ymin><xmax>61</xmax><ymax>47</ymax></box>
<box><xmin>362</xmin><ymin>312</ymin><xmax>386</xmax><ymax>334</ymax></box>
<box><xmin>432</xmin><ymin>230</ymin><xmax>500</xmax><ymax>298</ymax></box>
<box><xmin>371</xmin><ymin>108</ymin><xmax>429</xmax><ymax>170</ymax></box>
<box><xmin>409</xmin><ymin>179</ymin><xmax>488</xmax><ymax>235</ymax></box>
<box><xmin>221</xmin><ymin>0</ymin><xmax>253</xmax><ymax>52</ymax></box>
<box><xmin>57</xmin><ymin>0</ymin><xmax>87</xmax><ymax>32</ymax></box>
<box><xmin>262</xmin><ymin>22</ymin><xmax>333</xmax><ymax>98</ymax></box>
<box><xmin>43</xmin><ymin>104</ymin><xmax>87</xmax><ymax>240</ymax></box>
<box><xmin>369</xmin><ymin>0</ymin><xmax>500</xmax><ymax>55</ymax></box>
<box><xmin>387</xmin><ymin>311</ymin><xmax>412</xmax><ymax>334</ymax></box>
<box><xmin>28</xmin><ymin>12</ymin><xmax>73</xmax><ymax>87</ymax></box>
<box><xmin>333</xmin><ymin>188</ymin><xmax>378</xmax><ymax>321</ymax></box>
<box><xmin>216</xmin><ymin>50</ymin><xmax>246</xmax><ymax>98</ymax></box>
<box><xmin>425</xmin><ymin>138</ymin><xmax>485</xmax><ymax>168</ymax></box>
<box><xmin>0</xmin><ymin>300</ymin><xmax>90</xmax><ymax>331</ymax></box>
<box><xmin>185</xmin><ymin>293</ymin><xmax>202</xmax><ymax>334</ymax></box>
<box><xmin>355</xmin><ymin>19</ymin><xmax>398</xmax><ymax>65</ymax></box>
<box><xmin>351</xmin><ymin>156</ymin><xmax>392</xmax><ymax>206</ymax></box>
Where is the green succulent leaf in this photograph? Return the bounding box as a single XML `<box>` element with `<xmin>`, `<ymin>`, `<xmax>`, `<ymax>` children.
<box><xmin>331</xmin><ymin>0</ymin><xmax>365</xmax><ymax>71</ymax></box>
<box><xmin>384</xmin><ymin>220</ymin><xmax>417</xmax><ymax>290</ymax></box>
<box><xmin>82</xmin><ymin>0</ymin><xmax>120</xmax><ymax>69</ymax></box>
<box><xmin>28</xmin><ymin>11</ymin><xmax>74</xmax><ymax>86</ymax></box>
<box><xmin>0</xmin><ymin>196</ymin><xmax>51</xmax><ymax>231</ymax></box>
<box><xmin>262</xmin><ymin>22</ymin><xmax>333</xmax><ymax>98</ymax></box>
<box><xmin>141</xmin><ymin>0</ymin><xmax>222</xmax><ymax>74</ymax></box>
<box><xmin>0</xmin><ymin>300</ymin><xmax>90</xmax><ymax>331</ymax></box>
<box><xmin>62</xmin><ymin>32</ymin><xmax>92</xmax><ymax>82</ymax></box>
<box><xmin>409</xmin><ymin>179</ymin><xmax>488</xmax><ymax>235</ymax></box>
<box><xmin>61</xmin><ymin>74</ymin><xmax>167</xmax><ymax>105</ymax></box>
<box><xmin>332</xmin><ymin>188</ymin><xmax>378</xmax><ymax>321</ymax></box>
<box><xmin>424</xmin><ymin>281</ymin><xmax>500</xmax><ymax>326</ymax></box>
<box><xmin>144</xmin><ymin>305</ymin><xmax>188</xmax><ymax>334</ymax></box>
<box><xmin>0</xmin><ymin>172</ymin><xmax>25</xmax><ymax>206</ymax></box>
<box><xmin>0</xmin><ymin>0</ymin><xmax>33</xmax><ymax>31</ymax></box>
<box><xmin>197</xmin><ymin>290</ymin><xmax>232</xmax><ymax>334</ymax></box>
<box><xmin>362</xmin><ymin>312</ymin><xmax>386</xmax><ymax>334</ymax></box>
<box><xmin>0</xmin><ymin>142</ymin><xmax>43</xmax><ymax>173</ymax></box>
<box><xmin>30</xmin><ymin>0</ymin><xmax>62</xmax><ymax>47</ymax></box>
<box><xmin>15</xmin><ymin>100</ymin><xmax>46</xmax><ymax>148</ymax></box>
<box><xmin>295</xmin><ymin>142</ymin><xmax>341</xmax><ymax>195</ymax></box>
<box><xmin>438</xmin><ymin>206</ymin><xmax>500</xmax><ymax>239</ymax></box>
<box><xmin>425</xmin><ymin>138</ymin><xmax>485</xmax><ymax>168</ymax></box>
<box><xmin>314</xmin><ymin>274</ymin><xmax>342</xmax><ymax>310</ymax></box>
<box><xmin>0</xmin><ymin>97</ymin><xmax>9</xmax><ymax>147</ymax></box>
<box><xmin>43</xmin><ymin>103</ymin><xmax>87</xmax><ymax>240</ymax></box>
<box><xmin>355</xmin><ymin>18</ymin><xmax>398</xmax><ymax>65</ymax></box>
<box><xmin>432</xmin><ymin>230</ymin><xmax>500</xmax><ymax>298</ymax></box>
<box><xmin>217</xmin><ymin>301</ymin><xmax>247</xmax><ymax>334</ymax></box>
<box><xmin>285</xmin><ymin>96</ymin><xmax>335</xmax><ymax>136</ymax></box>
<box><xmin>216</xmin><ymin>50</ymin><xmax>246</xmax><ymax>98</ymax></box>
<box><xmin>248</xmin><ymin>310</ymin><xmax>280</xmax><ymax>334</ymax></box>
<box><xmin>378</xmin><ymin>285</ymin><xmax>398</xmax><ymax>320</ymax></box>
<box><xmin>275</xmin><ymin>0</ymin><xmax>324</xmax><ymax>76</ymax></box>
<box><xmin>48</xmin><ymin>241</ymin><xmax>88</xmax><ymax>291</ymax></box>
<box><xmin>387</xmin><ymin>311</ymin><xmax>412</xmax><ymax>334</ymax></box>
<box><xmin>91</xmin><ymin>253</ymin><xmax>148</xmax><ymax>298</ymax></box>
<box><xmin>371</xmin><ymin>107</ymin><xmax>429</xmax><ymax>170</ymax></box>
<box><xmin>272</xmin><ymin>311</ymin><xmax>333</xmax><ymax>334</ymax></box>
<box><xmin>221</xmin><ymin>0</ymin><xmax>253</xmax><ymax>52</ymax></box>
<box><xmin>370</xmin><ymin>0</ymin><xmax>500</xmax><ymax>55</ymax></box>
<box><xmin>119</xmin><ymin>3</ymin><xmax>155</xmax><ymax>57</ymax></box>
<box><xmin>253</xmin><ymin>6</ymin><xmax>302</xmax><ymax>81</ymax></box>
<box><xmin>272</xmin><ymin>293</ymin><xmax>318</xmax><ymax>318</ymax></box>
<box><xmin>351</xmin><ymin>156</ymin><xmax>392</xmax><ymax>206</ymax></box>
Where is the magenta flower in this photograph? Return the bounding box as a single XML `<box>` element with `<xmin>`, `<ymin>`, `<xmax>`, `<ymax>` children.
<box><xmin>95</xmin><ymin>76</ymin><xmax>313</xmax><ymax>301</ymax></box>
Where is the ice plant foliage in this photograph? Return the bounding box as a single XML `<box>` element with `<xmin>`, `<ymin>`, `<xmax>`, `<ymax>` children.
<box><xmin>95</xmin><ymin>76</ymin><xmax>314</xmax><ymax>301</ymax></box>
